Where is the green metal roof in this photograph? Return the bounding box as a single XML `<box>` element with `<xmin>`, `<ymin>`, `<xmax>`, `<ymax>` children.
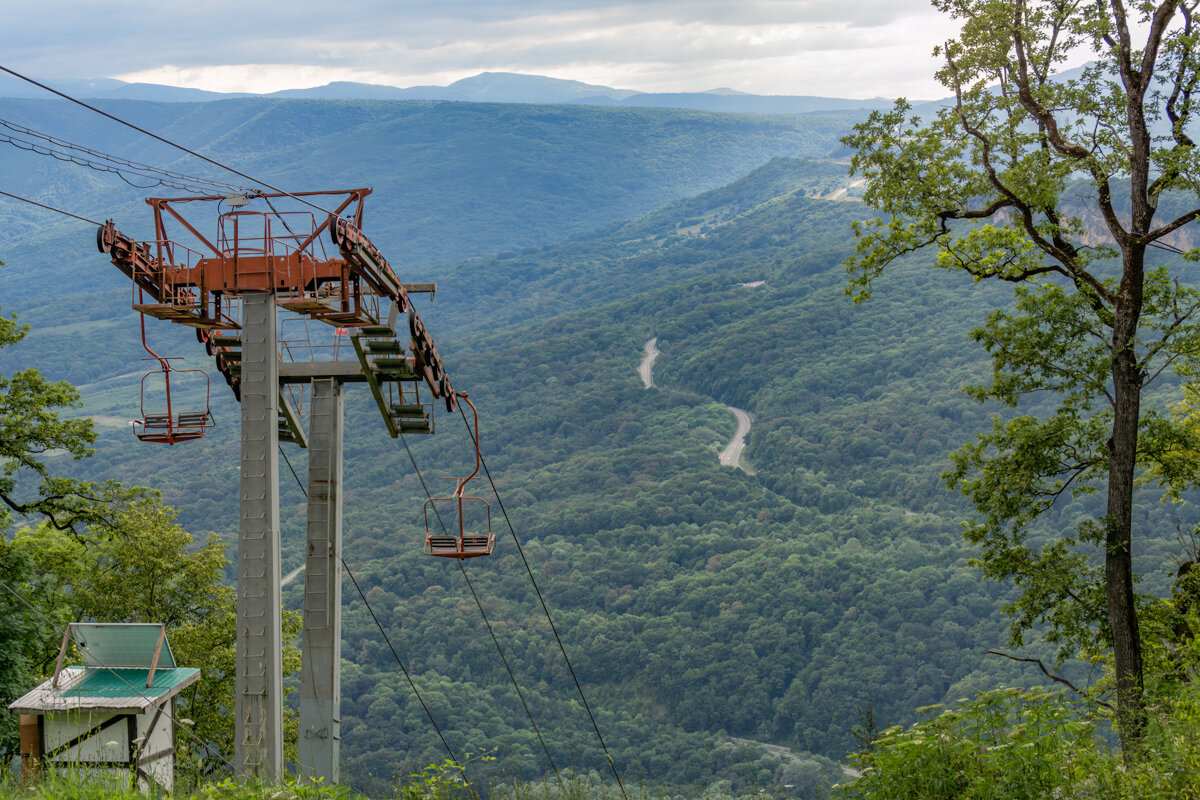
<box><xmin>72</xmin><ymin>623</ymin><xmax>176</xmax><ymax>669</ymax></box>
<box><xmin>62</xmin><ymin>667</ymin><xmax>200</xmax><ymax>699</ymax></box>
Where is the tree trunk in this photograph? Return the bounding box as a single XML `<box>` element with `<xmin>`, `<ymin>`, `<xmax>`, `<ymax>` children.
<box><xmin>1107</xmin><ymin>249</ymin><xmax>1146</xmax><ymax>749</ymax></box>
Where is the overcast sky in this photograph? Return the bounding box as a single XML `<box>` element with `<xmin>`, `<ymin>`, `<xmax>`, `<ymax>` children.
<box><xmin>1</xmin><ymin>1</ymin><xmax>966</xmax><ymax>100</ymax></box>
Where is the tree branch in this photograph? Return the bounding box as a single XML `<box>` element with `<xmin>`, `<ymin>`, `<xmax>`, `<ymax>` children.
<box><xmin>986</xmin><ymin>649</ymin><xmax>1113</xmax><ymax>708</ymax></box>
<box><xmin>1140</xmin><ymin>208</ymin><xmax>1200</xmax><ymax>244</ymax></box>
<box><xmin>1010</xmin><ymin>11</ymin><xmax>1129</xmax><ymax>243</ymax></box>
<box><xmin>943</xmin><ymin>47</ymin><xmax>1117</xmax><ymax>300</ymax></box>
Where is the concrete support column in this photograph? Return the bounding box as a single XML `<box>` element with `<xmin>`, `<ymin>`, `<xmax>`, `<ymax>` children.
<box><xmin>300</xmin><ymin>377</ymin><xmax>344</xmax><ymax>782</ymax></box>
<box><xmin>235</xmin><ymin>291</ymin><xmax>283</xmax><ymax>780</ymax></box>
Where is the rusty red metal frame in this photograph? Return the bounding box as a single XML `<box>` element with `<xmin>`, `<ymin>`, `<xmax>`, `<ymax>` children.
<box><xmin>423</xmin><ymin>393</ymin><xmax>494</xmax><ymax>559</ymax></box>
<box><xmin>98</xmin><ymin>190</ymin><xmax>375</xmax><ymax>329</ymax></box>
<box><xmin>93</xmin><ymin>186</ymin><xmax>457</xmax><ymax>447</ymax></box>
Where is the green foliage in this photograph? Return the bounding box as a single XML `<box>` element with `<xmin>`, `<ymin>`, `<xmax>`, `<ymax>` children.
<box><xmin>944</xmin><ymin>269</ymin><xmax>1200</xmax><ymax>659</ymax></box>
<box><xmin>0</xmin><ymin>305</ymin><xmax>147</xmax><ymax>536</ymax></box>
<box><xmin>840</xmin><ymin>0</ymin><xmax>1200</xmax><ymax>745</ymax></box>
<box><xmin>0</xmin><ymin>497</ymin><xmax>303</xmax><ymax>786</ymax></box>
<box><xmin>397</xmin><ymin>754</ymin><xmax>493</xmax><ymax>800</ymax></box>
<box><xmin>839</xmin><ymin>551</ymin><xmax>1200</xmax><ymax>799</ymax></box>
<box><xmin>835</xmin><ymin>688</ymin><xmax>1116</xmax><ymax>799</ymax></box>
<box><xmin>0</xmin><ymin>772</ymin><xmax>365</xmax><ymax>800</ymax></box>
<box><xmin>0</xmin><ymin>544</ymin><xmax>38</xmax><ymax>759</ymax></box>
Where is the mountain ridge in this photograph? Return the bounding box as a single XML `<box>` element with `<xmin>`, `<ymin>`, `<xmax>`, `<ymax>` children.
<box><xmin>0</xmin><ymin>70</ymin><xmax>900</xmax><ymax>113</ymax></box>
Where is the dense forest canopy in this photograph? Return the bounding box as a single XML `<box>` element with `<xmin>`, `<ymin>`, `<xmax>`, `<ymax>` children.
<box><xmin>0</xmin><ymin>40</ymin><xmax>1196</xmax><ymax>797</ymax></box>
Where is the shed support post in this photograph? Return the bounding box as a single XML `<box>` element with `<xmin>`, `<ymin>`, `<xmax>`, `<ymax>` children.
<box><xmin>235</xmin><ymin>291</ymin><xmax>283</xmax><ymax>780</ymax></box>
<box><xmin>300</xmin><ymin>377</ymin><xmax>344</xmax><ymax>782</ymax></box>
<box><xmin>19</xmin><ymin>715</ymin><xmax>40</xmax><ymax>783</ymax></box>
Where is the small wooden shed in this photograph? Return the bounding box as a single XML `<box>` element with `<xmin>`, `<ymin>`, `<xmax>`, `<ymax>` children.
<box><xmin>7</xmin><ymin>622</ymin><xmax>200</xmax><ymax>792</ymax></box>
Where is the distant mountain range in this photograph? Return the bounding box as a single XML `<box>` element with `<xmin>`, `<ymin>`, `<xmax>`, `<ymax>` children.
<box><xmin>0</xmin><ymin>70</ymin><xmax>902</xmax><ymax>114</ymax></box>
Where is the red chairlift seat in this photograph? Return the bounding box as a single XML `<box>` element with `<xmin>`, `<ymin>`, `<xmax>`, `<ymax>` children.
<box><xmin>133</xmin><ymin>365</ymin><xmax>215</xmax><ymax>445</ymax></box>
<box><xmin>424</xmin><ymin>393</ymin><xmax>494</xmax><ymax>559</ymax></box>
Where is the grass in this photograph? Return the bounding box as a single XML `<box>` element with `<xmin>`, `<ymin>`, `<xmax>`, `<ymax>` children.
<box><xmin>0</xmin><ymin>770</ymin><xmax>790</xmax><ymax>800</ymax></box>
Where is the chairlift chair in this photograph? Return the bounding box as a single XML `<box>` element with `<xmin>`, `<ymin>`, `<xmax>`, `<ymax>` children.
<box><xmin>133</xmin><ymin>363</ymin><xmax>214</xmax><ymax>445</ymax></box>
<box><xmin>132</xmin><ymin>318</ymin><xmax>214</xmax><ymax>444</ymax></box>
<box><xmin>424</xmin><ymin>393</ymin><xmax>494</xmax><ymax>559</ymax></box>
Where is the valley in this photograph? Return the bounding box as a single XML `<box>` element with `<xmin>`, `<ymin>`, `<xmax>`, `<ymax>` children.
<box><xmin>2</xmin><ymin>92</ymin><xmax>1191</xmax><ymax>798</ymax></box>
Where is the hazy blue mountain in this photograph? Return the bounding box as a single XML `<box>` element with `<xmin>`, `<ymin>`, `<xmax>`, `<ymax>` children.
<box><xmin>0</xmin><ymin>70</ymin><xmax>901</xmax><ymax>113</ymax></box>
<box><xmin>268</xmin><ymin>81</ymin><xmax>428</xmax><ymax>100</ymax></box>
<box><xmin>426</xmin><ymin>71</ymin><xmax>640</xmax><ymax>103</ymax></box>
<box><xmin>103</xmin><ymin>82</ymin><xmax>251</xmax><ymax>101</ymax></box>
<box><xmin>0</xmin><ymin>96</ymin><xmax>860</xmax><ymax>283</ymax></box>
<box><xmin>0</xmin><ymin>73</ymin><xmax>125</xmax><ymax>98</ymax></box>
<box><xmin>610</xmin><ymin>92</ymin><xmax>896</xmax><ymax>113</ymax></box>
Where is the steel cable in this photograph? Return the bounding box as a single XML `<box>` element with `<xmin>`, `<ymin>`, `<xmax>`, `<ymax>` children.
<box><xmin>0</xmin><ymin>117</ymin><xmax>251</xmax><ymax>194</ymax></box>
<box><xmin>0</xmin><ymin>64</ymin><xmax>337</xmax><ymax>216</ymax></box>
<box><xmin>0</xmin><ymin>188</ymin><xmax>102</xmax><ymax>225</ymax></box>
<box><xmin>394</xmin><ymin>433</ymin><xmax>562</xmax><ymax>783</ymax></box>
<box><xmin>276</xmin><ymin>445</ymin><xmax>463</xmax><ymax>771</ymax></box>
<box><xmin>456</xmin><ymin>404</ymin><xmax>629</xmax><ymax>800</ymax></box>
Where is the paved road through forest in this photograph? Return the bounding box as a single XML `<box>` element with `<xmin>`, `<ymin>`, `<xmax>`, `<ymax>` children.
<box><xmin>719</xmin><ymin>406</ymin><xmax>752</xmax><ymax>470</ymax></box>
<box><xmin>638</xmin><ymin>337</ymin><xmax>752</xmax><ymax>470</ymax></box>
<box><xmin>639</xmin><ymin>337</ymin><xmax>659</xmax><ymax>388</ymax></box>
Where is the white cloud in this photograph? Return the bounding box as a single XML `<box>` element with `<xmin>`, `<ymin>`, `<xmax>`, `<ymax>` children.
<box><xmin>7</xmin><ymin>0</ymin><xmax>963</xmax><ymax>98</ymax></box>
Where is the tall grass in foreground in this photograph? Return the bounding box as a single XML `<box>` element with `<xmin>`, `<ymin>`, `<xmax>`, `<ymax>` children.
<box><xmin>0</xmin><ymin>764</ymin><xmax>797</xmax><ymax>800</ymax></box>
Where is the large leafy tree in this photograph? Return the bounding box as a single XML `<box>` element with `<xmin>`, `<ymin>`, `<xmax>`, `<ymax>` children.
<box><xmin>842</xmin><ymin>0</ymin><xmax>1200</xmax><ymax>747</ymax></box>
<box><xmin>2</xmin><ymin>501</ymin><xmax>302</xmax><ymax>786</ymax></box>
<box><xmin>0</xmin><ymin>298</ymin><xmax>300</xmax><ymax>780</ymax></box>
<box><xmin>0</xmin><ymin>302</ymin><xmax>145</xmax><ymax>535</ymax></box>
<box><xmin>0</xmin><ymin>295</ymin><xmax>145</xmax><ymax>754</ymax></box>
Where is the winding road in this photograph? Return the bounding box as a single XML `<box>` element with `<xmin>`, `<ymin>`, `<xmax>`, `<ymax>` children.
<box><xmin>638</xmin><ymin>337</ymin><xmax>752</xmax><ymax>471</ymax></box>
<box><xmin>827</xmin><ymin>177</ymin><xmax>867</xmax><ymax>201</ymax></box>
<box><xmin>719</xmin><ymin>407</ymin><xmax>752</xmax><ymax>470</ymax></box>
<box><xmin>281</xmin><ymin>564</ymin><xmax>305</xmax><ymax>587</ymax></box>
<box><xmin>639</xmin><ymin>337</ymin><xmax>659</xmax><ymax>389</ymax></box>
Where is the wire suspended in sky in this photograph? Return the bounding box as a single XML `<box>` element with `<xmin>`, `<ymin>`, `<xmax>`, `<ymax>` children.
<box><xmin>0</xmin><ymin>117</ymin><xmax>253</xmax><ymax>195</ymax></box>
<box><xmin>0</xmin><ymin>188</ymin><xmax>102</xmax><ymax>225</ymax></box>
<box><xmin>0</xmin><ymin>64</ymin><xmax>337</xmax><ymax>217</ymax></box>
<box><xmin>457</xmin><ymin>403</ymin><xmax>630</xmax><ymax>800</ymax></box>
<box><xmin>392</xmin><ymin>432</ymin><xmax>563</xmax><ymax>783</ymax></box>
<box><xmin>277</xmin><ymin>445</ymin><xmax>463</xmax><ymax>773</ymax></box>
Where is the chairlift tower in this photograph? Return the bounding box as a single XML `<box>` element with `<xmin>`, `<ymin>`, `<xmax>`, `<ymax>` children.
<box><xmin>96</xmin><ymin>189</ymin><xmax>472</xmax><ymax>782</ymax></box>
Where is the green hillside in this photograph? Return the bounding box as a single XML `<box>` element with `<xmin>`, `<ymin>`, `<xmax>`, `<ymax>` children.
<box><xmin>3</xmin><ymin>101</ymin><xmax>1192</xmax><ymax>797</ymax></box>
<box><xmin>0</xmin><ymin>97</ymin><xmax>855</xmax><ymax>279</ymax></box>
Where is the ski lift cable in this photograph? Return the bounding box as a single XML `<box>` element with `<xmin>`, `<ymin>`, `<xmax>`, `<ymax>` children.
<box><xmin>0</xmin><ymin>578</ymin><xmax>238</xmax><ymax>774</ymax></box>
<box><xmin>394</xmin><ymin>432</ymin><xmax>563</xmax><ymax>783</ymax></box>
<box><xmin>0</xmin><ymin>64</ymin><xmax>337</xmax><ymax>216</ymax></box>
<box><xmin>0</xmin><ymin>117</ymin><xmax>252</xmax><ymax>193</ymax></box>
<box><xmin>342</xmin><ymin>558</ymin><xmax>464</xmax><ymax>773</ymax></box>
<box><xmin>276</xmin><ymin>445</ymin><xmax>464</xmax><ymax>773</ymax></box>
<box><xmin>1</xmin><ymin>131</ymin><xmax>212</xmax><ymax>192</ymax></box>
<box><xmin>456</xmin><ymin>403</ymin><xmax>630</xmax><ymax>800</ymax></box>
<box><xmin>0</xmin><ymin>188</ymin><xmax>102</xmax><ymax>225</ymax></box>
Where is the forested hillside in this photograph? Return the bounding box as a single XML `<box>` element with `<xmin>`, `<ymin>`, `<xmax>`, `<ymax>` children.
<box><xmin>3</xmin><ymin>96</ymin><xmax>1194</xmax><ymax>797</ymax></box>
<box><xmin>0</xmin><ymin>96</ymin><xmax>854</xmax><ymax>272</ymax></box>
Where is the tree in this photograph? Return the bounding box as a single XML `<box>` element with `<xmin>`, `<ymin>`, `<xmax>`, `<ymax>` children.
<box><xmin>0</xmin><ymin>298</ymin><xmax>299</xmax><ymax>781</ymax></box>
<box><xmin>842</xmin><ymin>0</ymin><xmax>1200</xmax><ymax>748</ymax></box>
<box><xmin>0</xmin><ymin>302</ymin><xmax>146</xmax><ymax>536</ymax></box>
<box><xmin>1</xmin><ymin>499</ymin><xmax>302</xmax><ymax>786</ymax></box>
<box><xmin>0</xmin><ymin>296</ymin><xmax>146</xmax><ymax>757</ymax></box>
